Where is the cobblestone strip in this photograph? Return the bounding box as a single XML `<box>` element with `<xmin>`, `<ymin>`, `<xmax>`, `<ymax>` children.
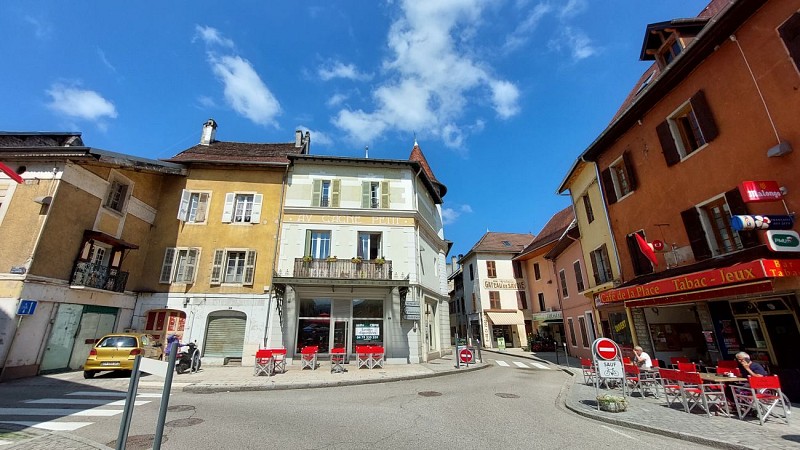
<box><xmin>5</xmin><ymin>431</ymin><xmax>109</xmax><ymax>449</ymax></box>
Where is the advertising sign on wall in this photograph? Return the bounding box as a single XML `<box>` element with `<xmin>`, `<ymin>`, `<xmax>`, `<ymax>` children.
<box><xmin>731</xmin><ymin>215</ymin><xmax>794</xmax><ymax>231</ymax></box>
<box><xmin>738</xmin><ymin>180</ymin><xmax>783</xmax><ymax>203</ymax></box>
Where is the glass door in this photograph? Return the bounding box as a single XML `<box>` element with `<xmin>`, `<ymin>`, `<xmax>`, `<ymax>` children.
<box><xmin>331</xmin><ymin>320</ymin><xmax>350</xmax><ymax>359</ymax></box>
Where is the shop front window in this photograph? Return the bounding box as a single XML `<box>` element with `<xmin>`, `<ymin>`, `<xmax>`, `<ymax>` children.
<box><xmin>736</xmin><ymin>318</ymin><xmax>767</xmax><ymax>349</ymax></box>
<box><xmin>607</xmin><ymin>312</ymin><xmax>634</xmax><ymax>348</ymax></box>
<box><xmin>353</xmin><ymin>299</ymin><xmax>383</xmax><ymax>346</ymax></box>
<box><xmin>297</xmin><ymin>299</ymin><xmax>332</xmax><ymax>353</ymax></box>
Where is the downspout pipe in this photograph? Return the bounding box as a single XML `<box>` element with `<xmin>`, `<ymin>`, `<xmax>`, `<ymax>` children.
<box><xmin>264</xmin><ymin>163</ymin><xmax>290</xmax><ymax>348</ymax></box>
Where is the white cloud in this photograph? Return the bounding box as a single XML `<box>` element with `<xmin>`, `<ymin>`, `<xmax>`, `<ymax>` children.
<box><xmin>297</xmin><ymin>125</ymin><xmax>333</xmax><ymax>147</ymax></box>
<box><xmin>25</xmin><ymin>16</ymin><xmax>52</xmax><ymax>40</ymax></box>
<box><xmin>559</xmin><ymin>0</ymin><xmax>587</xmax><ymax>19</ymax></box>
<box><xmin>332</xmin><ymin>0</ymin><xmax>519</xmax><ymax>149</ymax></box>
<box><xmin>502</xmin><ymin>3</ymin><xmax>552</xmax><ymax>53</ymax></box>
<box><xmin>550</xmin><ymin>27</ymin><xmax>597</xmax><ymax>61</ymax></box>
<box><xmin>208</xmin><ymin>54</ymin><xmax>281</xmax><ymax>127</ymax></box>
<box><xmin>326</xmin><ymin>93</ymin><xmax>348</xmax><ymax>108</ymax></box>
<box><xmin>193</xmin><ymin>25</ymin><xmax>234</xmax><ymax>48</ymax></box>
<box><xmin>97</xmin><ymin>48</ymin><xmax>117</xmax><ymax>73</ymax></box>
<box><xmin>196</xmin><ymin>95</ymin><xmax>217</xmax><ymax>108</ymax></box>
<box><xmin>46</xmin><ymin>84</ymin><xmax>117</xmax><ymax>122</ymax></box>
<box><xmin>442</xmin><ymin>204</ymin><xmax>473</xmax><ymax>225</ymax></box>
<box><xmin>318</xmin><ymin>61</ymin><xmax>371</xmax><ymax>81</ymax></box>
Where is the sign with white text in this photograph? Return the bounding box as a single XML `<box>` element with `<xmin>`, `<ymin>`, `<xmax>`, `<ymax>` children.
<box><xmin>16</xmin><ymin>300</ymin><xmax>38</xmax><ymax>316</ymax></box>
<box><xmin>765</xmin><ymin>230</ymin><xmax>800</xmax><ymax>252</ymax></box>
<box><xmin>739</xmin><ymin>180</ymin><xmax>783</xmax><ymax>203</ymax></box>
<box><xmin>731</xmin><ymin>215</ymin><xmax>794</xmax><ymax>231</ymax></box>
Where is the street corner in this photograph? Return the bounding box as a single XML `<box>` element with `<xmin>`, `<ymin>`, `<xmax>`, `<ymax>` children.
<box><xmin>0</xmin><ymin>424</ymin><xmax>43</xmax><ymax>447</ymax></box>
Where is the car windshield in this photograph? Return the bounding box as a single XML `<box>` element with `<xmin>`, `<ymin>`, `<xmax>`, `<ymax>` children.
<box><xmin>98</xmin><ymin>336</ymin><xmax>138</xmax><ymax>348</ymax></box>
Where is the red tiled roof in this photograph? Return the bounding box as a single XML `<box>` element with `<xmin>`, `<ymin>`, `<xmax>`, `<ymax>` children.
<box><xmin>409</xmin><ymin>142</ymin><xmax>447</xmax><ymax>197</ymax></box>
<box><xmin>521</xmin><ymin>207</ymin><xmax>575</xmax><ymax>253</ymax></box>
<box><xmin>468</xmin><ymin>232</ymin><xmax>535</xmax><ymax>255</ymax></box>
<box><xmin>165</xmin><ymin>141</ymin><xmax>302</xmax><ymax>164</ymax></box>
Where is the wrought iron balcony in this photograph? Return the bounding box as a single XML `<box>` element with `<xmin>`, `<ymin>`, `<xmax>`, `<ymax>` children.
<box><xmin>290</xmin><ymin>258</ymin><xmax>393</xmax><ymax>280</ymax></box>
<box><xmin>70</xmin><ymin>261</ymin><xmax>129</xmax><ymax>292</ymax></box>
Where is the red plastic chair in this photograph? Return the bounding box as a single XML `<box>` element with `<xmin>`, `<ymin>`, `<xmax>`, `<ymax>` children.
<box><xmin>330</xmin><ymin>347</ymin><xmax>346</xmax><ymax>373</ymax></box>
<box><xmin>731</xmin><ymin>375</ymin><xmax>790</xmax><ymax>425</ymax></box>
<box><xmin>369</xmin><ymin>346</ymin><xmax>385</xmax><ymax>369</ymax></box>
<box><xmin>300</xmin><ymin>346</ymin><xmax>319</xmax><ymax>370</ymax></box>
<box><xmin>677</xmin><ymin>362</ymin><xmax>698</xmax><ymax>373</ymax></box>
<box><xmin>254</xmin><ymin>349</ymin><xmax>273</xmax><ymax>376</ymax></box>
<box><xmin>580</xmin><ymin>358</ymin><xmax>595</xmax><ymax>385</ymax></box>
<box><xmin>651</xmin><ymin>359</ymin><xmax>661</xmax><ymax>368</ymax></box>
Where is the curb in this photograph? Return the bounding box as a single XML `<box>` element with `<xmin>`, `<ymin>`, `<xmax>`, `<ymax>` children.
<box><xmin>183</xmin><ymin>363</ymin><xmax>490</xmax><ymax>394</ymax></box>
<box><xmin>559</xmin><ymin>378</ymin><xmax>753</xmax><ymax>450</ymax></box>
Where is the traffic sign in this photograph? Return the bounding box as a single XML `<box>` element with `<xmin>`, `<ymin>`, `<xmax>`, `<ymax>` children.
<box><xmin>593</xmin><ymin>338</ymin><xmax>618</xmax><ymax>360</ymax></box>
<box><xmin>16</xmin><ymin>299</ymin><xmax>37</xmax><ymax>316</ymax></box>
<box><xmin>652</xmin><ymin>240</ymin><xmax>664</xmax><ymax>251</ymax></box>
<box><xmin>459</xmin><ymin>348</ymin><xmax>474</xmax><ymax>363</ymax></box>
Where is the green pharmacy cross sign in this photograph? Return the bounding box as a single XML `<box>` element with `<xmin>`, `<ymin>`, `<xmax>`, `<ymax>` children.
<box><xmin>765</xmin><ymin>230</ymin><xmax>800</xmax><ymax>252</ymax></box>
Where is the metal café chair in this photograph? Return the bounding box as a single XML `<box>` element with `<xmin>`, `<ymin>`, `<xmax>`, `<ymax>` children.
<box><xmin>330</xmin><ymin>347</ymin><xmax>346</xmax><ymax>373</ymax></box>
<box><xmin>254</xmin><ymin>349</ymin><xmax>273</xmax><ymax>376</ymax></box>
<box><xmin>369</xmin><ymin>345</ymin><xmax>385</xmax><ymax>369</ymax></box>
<box><xmin>270</xmin><ymin>348</ymin><xmax>287</xmax><ymax>374</ymax></box>
<box><xmin>731</xmin><ymin>375</ymin><xmax>790</xmax><ymax>425</ymax></box>
<box><xmin>300</xmin><ymin>346</ymin><xmax>319</xmax><ymax>370</ymax></box>
<box><xmin>355</xmin><ymin>345</ymin><xmax>371</xmax><ymax>369</ymax></box>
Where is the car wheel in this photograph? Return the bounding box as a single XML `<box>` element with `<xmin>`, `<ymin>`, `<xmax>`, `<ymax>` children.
<box><xmin>83</xmin><ymin>370</ymin><xmax>96</xmax><ymax>379</ymax></box>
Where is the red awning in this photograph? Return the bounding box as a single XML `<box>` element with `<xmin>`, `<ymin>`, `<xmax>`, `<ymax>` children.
<box><xmin>624</xmin><ymin>280</ymin><xmax>774</xmax><ymax>308</ymax></box>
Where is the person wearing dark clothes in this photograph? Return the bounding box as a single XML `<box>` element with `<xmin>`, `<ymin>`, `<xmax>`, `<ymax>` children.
<box><xmin>735</xmin><ymin>351</ymin><xmax>767</xmax><ymax>377</ymax></box>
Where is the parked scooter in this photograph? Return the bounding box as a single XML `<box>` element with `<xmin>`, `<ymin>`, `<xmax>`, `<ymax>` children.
<box><xmin>175</xmin><ymin>342</ymin><xmax>201</xmax><ymax>374</ymax></box>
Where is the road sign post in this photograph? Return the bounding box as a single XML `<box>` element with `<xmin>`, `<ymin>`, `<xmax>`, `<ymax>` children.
<box><xmin>459</xmin><ymin>347</ymin><xmax>474</xmax><ymax>368</ymax></box>
<box><xmin>591</xmin><ymin>337</ymin><xmax>626</xmax><ymax>411</ymax></box>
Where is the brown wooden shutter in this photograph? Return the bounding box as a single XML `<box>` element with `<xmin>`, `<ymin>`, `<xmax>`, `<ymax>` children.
<box><xmin>680</xmin><ymin>207</ymin><xmax>712</xmax><ymax>261</ymax></box>
<box><xmin>626</xmin><ymin>231</ymin><xmax>653</xmax><ymax>276</ymax></box>
<box><xmin>657</xmin><ymin>121</ymin><xmax>681</xmax><ymax>166</ymax></box>
<box><xmin>724</xmin><ymin>188</ymin><xmax>760</xmax><ymax>249</ymax></box>
<box><xmin>622</xmin><ymin>151</ymin><xmax>637</xmax><ymax>191</ymax></box>
<box><xmin>590</xmin><ymin>250</ymin><xmax>601</xmax><ymax>285</ymax></box>
<box><xmin>779</xmin><ymin>13</ymin><xmax>800</xmax><ymax>70</ymax></box>
<box><xmin>690</xmin><ymin>90</ymin><xmax>718</xmax><ymax>143</ymax></box>
<box><xmin>601</xmin><ymin>168</ymin><xmax>617</xmax><ymax>205</ymax></box>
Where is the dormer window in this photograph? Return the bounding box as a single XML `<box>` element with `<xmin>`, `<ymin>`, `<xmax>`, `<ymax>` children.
<box><xmin>640</xmin><ymin>19</ymin><xmax>707</xmax><ymax>68</ymax></box>
<box><xmin>658</xmin><ymin>34</ymin><xmax>683</xmax><ymax>67</ymax></box>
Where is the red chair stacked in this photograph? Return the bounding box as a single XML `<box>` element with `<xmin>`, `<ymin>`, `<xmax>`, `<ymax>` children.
<box><xmin>731</xmin><ymin>375</ymin><xmax>790</xmax><ymax>425</ymax></box>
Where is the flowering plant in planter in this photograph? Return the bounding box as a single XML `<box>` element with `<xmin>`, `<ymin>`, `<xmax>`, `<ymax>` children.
<box><xmin>302</xmin><ymin>255</ymin><xmax>313</xmax><ymax>263</ymax></box>
<box><xmin>326</xmin><ymin>256</ymin><xmax>338</xmax><ymax>262</ymax></box>
<box><xmin>375</xmin><ymin>257</ymin><xmax>386</xmax><ymax>265</ymax></box>
<box><xmin>351</xmin><ymin>257</ymin><xmax>363</xmax><ymax>264</ymax></box>
<box><xmin>596</xmin><ymin>394</ymin><xmax>628</xmax><ymax>412</ymax></box>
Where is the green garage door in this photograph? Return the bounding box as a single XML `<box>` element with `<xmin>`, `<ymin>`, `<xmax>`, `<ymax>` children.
<box><xmin>204</xmin><ymin>311</ymin><xmax>247</xmax><ymax>358</ymax></box>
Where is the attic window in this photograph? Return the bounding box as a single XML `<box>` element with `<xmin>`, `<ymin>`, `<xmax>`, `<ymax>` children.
<box><xmin>657</xmin><ymin>33</ymin><xmax>683</xmax><ymax>68</ymax></box>
<box><xmin>635</xmin><ymin>71</ymin><xmax>655</xmax><ymax>95</ymax></box>
<box><xmin>502</xmin><ymin>240</ymin><xmax>512</xmax><ymax>247</ymax></box>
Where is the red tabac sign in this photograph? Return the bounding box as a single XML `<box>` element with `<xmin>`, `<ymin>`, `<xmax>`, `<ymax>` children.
<box><xmin>739</xmin><ymin>180</ymin><xmax>783</xmax><ymax>203</ymax></box>
<box><xmin>597</xmin><ymin>259</ymin><xmax>800</xmax><ymax>304</ymax></box>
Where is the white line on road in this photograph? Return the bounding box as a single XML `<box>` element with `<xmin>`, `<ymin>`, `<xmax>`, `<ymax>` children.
<box><xmin>495</xmin><ymin>360</ymin><xmax>510</xmax><ymax>367</ymax></box>
<box><xmin>67</xmin><ymin>391</ymin><xmax>165</xmax><ymax>398</ymax></box>
<box><xmin>0</xmin><ymin>408</ymin><xmax>123</xmax><ymax>417</ymax></box>
<box><xmin>25</xmin><ymin>399</ymin><xmax>149</xmax><ymax>406</ymax></box>
<box><xmin>513</xmin><ymin>361</ymin><xmax>528</xmax><ymax>368</ymax></box>
<box><xmin>601</xmin><ymin>425</ymin><xmax>635</xmax><ymax>440</ymax></box>
<box><xmin>0</xmin><ymin>421</ymin><xmax>92</xmax><ymax>431</ymax></box>
<box><xmin>532</xmin><ymin>362</ymin><xmax>551</xmax><ymax>370</ymax></box>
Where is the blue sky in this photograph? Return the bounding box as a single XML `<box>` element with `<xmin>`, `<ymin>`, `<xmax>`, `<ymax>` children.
<box><xmin>2</xmin><ymin>0</ymin><xmax>709</xmax><ymax>259</ymax></box>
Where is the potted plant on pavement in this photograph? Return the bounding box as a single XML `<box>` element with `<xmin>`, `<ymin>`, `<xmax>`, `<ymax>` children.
<box><xmin>596</xmin><ymin>394</ymin><xmax>628</xmax><ymax>412</ymax></box>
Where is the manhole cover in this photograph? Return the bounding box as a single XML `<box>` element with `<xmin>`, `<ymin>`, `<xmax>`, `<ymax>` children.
<box><xmin>495</xmin><ymin>393</ymin><xmax>519</xmax><ymax>399</ymax></box>
<box><xmin>168</xmin><ymin>405</ymin><xmax>196</xmax><ymax>412</ymax></box>
<box><xmin>418</xmin><ymin>391</ymin><xmax>442</xmax><ymax>397</ymax></box>
<box><xmin>107</xmin><ymin>434</ymin><xmax>166</xmax><ymax>450</ymax></box>
<box><xmin>166</xmin><ymin>418</ymin><xmax>204</xmax><ymax>427</ymax></box>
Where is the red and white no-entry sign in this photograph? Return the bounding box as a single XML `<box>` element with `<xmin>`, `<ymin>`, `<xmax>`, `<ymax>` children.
<box><xmin>594</xmin><ymin>338</ymin><xmax>618</xmax><ymax>360</ymax></box>
<box><xmin>459</xmin><ymin>348</ymin><xmax>474</xmax><ymax>363</ymax></box>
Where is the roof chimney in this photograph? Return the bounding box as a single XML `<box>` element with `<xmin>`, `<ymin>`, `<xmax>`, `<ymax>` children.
<box><xmin>200</xmin><ymin>119</ymin><xmax>217</xmax><ymax>145</ymax></box>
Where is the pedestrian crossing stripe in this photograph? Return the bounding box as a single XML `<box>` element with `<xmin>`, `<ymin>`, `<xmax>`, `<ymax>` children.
<box><xmin>496</xmin><ymin>360</ymin><xmax>510</xmax><ymax>367</ymax></box>
<box><xmin>0</xmin><ymin>408</ymin><xmax>123</xmax><ymax>417</ymax></box>
<box><xmin>513</xmin><ymin>361</ymin><xmax>527</xmax><ymax>368</ymax></box>
<box><xmin>25</xmin><ymin>399</ymin><xmax>150</xmax><ymax>406</ymax></box>
<box><xmin>66</xmin><ymin>391</ymin><xmax>166</xmax><ymax>398</ymax></box>
<box><xmin>0</xmin><ymin>421</ymin><xmax>92</xmax><ymax>431</ymax></box>
<box><xmin>491</xmin><ymin>359</ymin><xmax>551</xmax><ymax>370</ymax></box>
<box><xmin>531</xmin><ymin>362</ymin><xmax>550</xmax><ymax>370</ymax></box>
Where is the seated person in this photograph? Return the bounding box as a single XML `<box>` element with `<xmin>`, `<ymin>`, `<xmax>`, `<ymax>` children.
<box><xmin>633</xmin><ymin>346</ymin><xmax>652</xmax><ymax>369</ymax></box>
<box><xmin>735</xmin><ymin>351</ymin><xmax>767</xmax><ymax>377</ymax></box>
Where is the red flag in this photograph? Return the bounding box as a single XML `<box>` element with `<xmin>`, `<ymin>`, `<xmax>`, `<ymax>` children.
<box><xmin>0</xmin><ymin>162</ymin><xmax>23</xmax><ymax>184</ymax></box>
<box><xmin>635</xmin><ymin>233</ymin><xmax>658</xmax><ymax>267</ymax></box>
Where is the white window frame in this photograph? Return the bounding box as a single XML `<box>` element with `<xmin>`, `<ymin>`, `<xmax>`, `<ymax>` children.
<box><xmin>667</xmin><ymin>98</ymin><xmax>709</xmax><ymax>161</ymax></box>
<box><xmin>608</xmin><ymin>156</ymin><xmax>633</xmax><ymax>201</ymax></box>
<box><xmin>696</xmin><ymin>194</ymin><xmax>743</xmax><ymax>256</ymax></box>
<box><xmin>591</xmin><ymin>244</ymin><xmax>613</xmax><ymax>285</ymax></box>
<box><xmin>177</xmin><ymin>190</ymin><xmax>211</xmax><ymax>224</ymax></box>
<box><xmin>577</xmin><ymin>316</ymin><xmax>590</xmax><ymax>348</ymax></box>
<box><xmin>357</xmin><ymin>232</ymin><xmax>382</xmax><ymax>260</ymax></box>
<box><xmin>221</xmin><ymin>192</ymin><xmax>262</xmax><ymax>224</ymax></box>
<box><xmin>567</xmin><ymin>317</ymin><xmax>577</xmax><ymax>347</ymax></box>
<box><xmin>584</xmin><ymin>310</ymin><xmax>597</xmax><ymax>343</ymax></box>
<box><xmin>159</xmin><ymin>247</ymin><xmax>200</xmax><ymax>284</ymax></box>
<box><xmin>104</xmin><ymin>171</ymin><xmax>133</xmax><ymax>214</ymax></box>
<box><xmin>559</xmin><ymin>269</ymin><xmax>568</xmax><ymax>299</ymax></box>
<box><xmin>308</xmin><ymin>230</ymin><xmax>332</xmax><ymax>259</ymax></box>
<box><xmin>210</xmin><ymin>248</ymin><xmax>256</xmax><ymax>286</ymax></box>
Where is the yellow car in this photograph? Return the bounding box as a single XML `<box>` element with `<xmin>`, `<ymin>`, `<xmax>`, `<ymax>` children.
<box><xmin>83</xmin><ymin>333</ymin><xmax>162</xmax><ymax>378</ymax></box>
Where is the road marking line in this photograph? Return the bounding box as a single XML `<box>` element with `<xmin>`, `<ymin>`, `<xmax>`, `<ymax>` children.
<box><xmin>0</xmin><ymin>408</ymin><xmax>123</xmax><ymax>417</ymax></box>
<box><xmin>25</xmin><ymin>399</ymin><xmax>149</xmax><ymax>406</ymax></box>
<box><xmin>67</xmin><ymin>391</ymin><xmax>165</xmax><ymax>398</ymax></box>
<box><xmin>601</xmin><ymin>425</ymin><xmax>635</xmax><ymax>440</ymax></box>
<box><xmin>0</xmin><ymin>421</ymin><xmax>92</xmax><ymax>431</ymax></box>
<box><xmin>532</xmin><ymin>362</ymin><xmax>550</xmax><ymax>370</ymax></box>
<box><xmin>513</xmin><ymin>361</ymin><xmax>528</xmax><ymax>368</ymax></box>
<box><xmin>495</xmin><ymin>360</ymin><xmax>510</xmax><ymax>367</ymax></box>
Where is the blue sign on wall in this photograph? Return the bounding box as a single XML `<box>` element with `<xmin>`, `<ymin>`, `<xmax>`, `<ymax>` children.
<box><xmin>731</xmin><ymin>215</ymin><xmax>795</xmax><ymax>231</ymax></box>
<box><xmin>16</xmin><ymin>299</ymin><xmax>38</xmax><ymax>316</ymax></box>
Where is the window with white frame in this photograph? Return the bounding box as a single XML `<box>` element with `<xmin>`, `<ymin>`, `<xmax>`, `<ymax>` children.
<box><xmin>221</xmin><ymin>193</ymin><xmax>262</xmax><ymax>224</ymax></box>
<box><xmin>357</xmin><ymin>232</ymin><xmax>382</xmax><ymax>260</ymax></box>
<box><xmin>486</xmin><ymin>261</ymin><xmax>497</xmax><ymax>278</ymax></box>
<box><xmin>305</xmin><ymin>230</ymin><xmax>331</xmax><ymax>259</ymax></box>
<box><xmin>601</xmin><ymin>152</ymin><xmax>637</xmax><ymax>205</ymax></box>
<box><xmin>657</xmin><ymin>91</ymin><xmax>718</xmax><ymax>166</ymax></box>
<box><xmin>573</xmin><ymin>261</ymin><xmax>585</xmax><ymax>292</ymax></box>
<box><xmin>584</xmin><ymin>311</ymin><xmax>597</xmax><ymax>342</ymax></box>
<box><xmin>681</xmin><ymin>189</ymin><xmax>759</xmax><ymax>261</ymax></box>
<box><xmin>210</xmin><ymin>249</ymin><xmax>256</xmax><ymax>285</ymax></box>
<box><xmin>590</xmin><ymin>244</ymin><xmax>614</xmax><ymax>285</ymax></box>
<box><xmin>361</xmin><ymin>180</ymin><xmax>389</xmax><ymax>209</ymax></box>
<box><xmin>177</xmin><ymin>190</ymin><xmax>210</xmax><ymax>223</ymax></box>
<box><xmin>313</xmin><ymin>179</ymin><xmax>340</xmax><ymax>207</ymax></box>
<box><xmin>104</xmin><ymin>174</ymin><xmax>132</xmax><ymax>213</ymax></box>
<box><xmin>559</xmin><ymin>269</ymin><xmax>568</xmax><ymax>298</ymax></box>
<box><xmin>160</xmin><ymin>248</ymin><xmax>200</xmax><ymax>284</ymax></box>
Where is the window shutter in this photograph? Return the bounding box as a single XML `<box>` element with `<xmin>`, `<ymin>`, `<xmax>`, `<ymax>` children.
<box><xmin>210</xmin><ymin>249</ymin><xmax>225</xmax><ymax>285</ymax></box>
<box><xmin>184</xmin><ymin>248</ymin><xmax>199</xmax><ymax>283</ymax></box>
<box><xmin>680</xmin><ymin>207</ymin><xmax>712</xmax><ymax>261</ymax></box>
<box><xmin>657</xmin><ymin>121</ymin><xmax>681</xmax><ymax>166</ymax></box>
<box><xmin>622</xmin><ymin>151</ymin><xmax>637</xmax><ymax>191</ymax></box>
<box><xmin>250</xmin><ymin>194</ymin><xmax>263</xmax><ymax>223</ymax></box>
<box><xmin>118</xmin><ymin>184</ymin><xmax>129</xmax><ymax>209</ymax></box>
<box><xmin>590</xmin><ymin>251</ymin><xmax>601</xmax><ymax>285</ymax></box>
<box><xmin>222</xmin><ymin>193</ymin><xmax>235</xmax><ymax>223</ymax></box>
<box><xmin>690</xmin><ymin>90</ymin><xmax>718</xmax><ymax>143</ymax></box>
<box><xmin>361</xmin><ymin>182</ymin><xmax>370</xmax><ymax>208</ymax></box>
<box><xmin>160</xmin><ymin>248</ymin><xmax>176</xmax><ymax>284</ymax></box>
<box><xmin>195</xmin><ymin>193</ymin><xmax>209</xmax><ymax>222</ymax></box>
<box><xmin>779</xmin><ymin>13</ymin><xmax>800</xmax><ymax>69</ymax></box>
<box><xmin>105</xmin><ymin>181</ymin><xmax>119</xmax><ymax>207</ymax></box>
<box><xmin>600</xmin><ymin>244</ymin><xmax>613</xmax><ymax>282</ymax></box>
<box><xmin>626</xmin><ymin>232</ymin><xmax>653</xmax><ymax>276</ymax></box>
<box><xmin>244</xmin><ymin>250</ymin><xmax>257</xmax><ymax>285</ymax></box>
<box><xmin>725</xmin><ymin>188</ymin><xmax>760</xmax><ymax>248</ymax></box>
<box><xmin>178</xmin><ymin>190</ymin><xmax>191</xmax><ymax>221</ymax></box>
<box><xmin>601</xmin><ymin>168</ymin><xmax>617</xmax><ymax>205</ymax></box>
<box><xmin>312</xmin><ymin>180</ymin><xmax>322</xmax><ymax>206</ymax></box>
<box><xmin>380</xmin><ymin>180</ymin><xmax>390</xmax><ymax>208</ymax></box>
<box><xmin>331</xmin><ymin>179</ymin><xmax>341</xmax><ymax>207</ymax></box>
<box><xmin>304</xmin><ymin>230</ymin><xmax>312</xmax><ymax>256</ymax></box>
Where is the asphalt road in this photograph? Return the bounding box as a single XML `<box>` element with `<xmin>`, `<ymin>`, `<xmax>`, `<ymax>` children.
<box><xmin>1</xmin><ymin>355</ymin><xmax>713</xmax><ymax>449</ymax></box>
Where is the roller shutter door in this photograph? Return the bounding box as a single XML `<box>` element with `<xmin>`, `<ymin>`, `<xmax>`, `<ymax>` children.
<box><xmin>204</xmin><ymin>313</ymin><xmax>246</xmax><ymax>358</ymax></box>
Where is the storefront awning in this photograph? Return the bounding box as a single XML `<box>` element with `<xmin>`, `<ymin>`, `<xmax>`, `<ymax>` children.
<box><xmin>624</xmin><ymin>280</ymin><xmax>774</xmax><ymax>308</ymax></box>
<box><xmin>486</xmin><ymin>311</ymin><xmax>525</xmax><ymax>325</ymax></box>
<box><xmin>597</xmin><ymin>258</ymin><xmax>800</xmax><ymax>305</ymax></box>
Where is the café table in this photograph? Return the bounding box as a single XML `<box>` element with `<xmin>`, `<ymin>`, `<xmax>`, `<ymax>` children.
<box><xmin>698</xmin><ymin>373</ymin><xmax>747</xmax><ymax>384</ymax></box>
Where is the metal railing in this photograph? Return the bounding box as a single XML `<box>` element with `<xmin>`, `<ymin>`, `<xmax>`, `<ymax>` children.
<box><xmin>71</xmin><ymin>261</ymin><xmax>129</xmax><ymax>292</ymax></box>
<box><xmin>291</xmin><ymin>258</ymin><xmax>393</xmax><ymax>280</ymax></box>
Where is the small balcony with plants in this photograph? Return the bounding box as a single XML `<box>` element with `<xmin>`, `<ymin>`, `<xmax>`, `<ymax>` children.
<box><xmin>70</xmin><ymin>261</ymin><xmax>129</xmax><ymax>292</ymax></box>
<box><xmin>292</xmin><ymin>256</ymin><xmax>392</xmax><ymax>280</ymax></box>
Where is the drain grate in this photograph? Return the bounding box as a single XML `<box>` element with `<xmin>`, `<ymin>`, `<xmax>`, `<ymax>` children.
<box><xmin>495</xmin><ymin>393</ymin><xmax>519</xmax><ymax>399</ymax></box>
<box><xmin>166</xmin><ymin>418</ymin><xmax>204</xmax><ymax>427</ymax></box>
<box><xmin>168</xmin><ymin>405</ymin><xmax>196</xmax><ymax>412</ymax></box>
<box><xmin>107</xmin><ymin>434</ymin><xmax>166</xmax><ymax>450</ymax></box>
<box><xmin>418</xmin><ymin>391</ymin><xmax>442</xmax><ymax>397</ymax></box>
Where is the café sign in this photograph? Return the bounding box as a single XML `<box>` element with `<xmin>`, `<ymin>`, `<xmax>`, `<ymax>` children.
<box><xmin>597</xmin><ymin>259</ymin><xmax>800</xmax><ymax>303</ymax></box>
<box><xmin>739</xmin><ymin>180</ymin><xmax>783</xmax><ymax>203</ymax></box>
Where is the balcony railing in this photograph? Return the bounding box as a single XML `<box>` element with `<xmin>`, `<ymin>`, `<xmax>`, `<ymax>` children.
<box><xmin>71</xmin><ymin>261</ymin><xmax>129</xmax><ymax>292</ymax></box>
<box><xmin>291</xmin><ymin>258</ymin><xmax>393</xmax><ymax>280</ymax></box>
